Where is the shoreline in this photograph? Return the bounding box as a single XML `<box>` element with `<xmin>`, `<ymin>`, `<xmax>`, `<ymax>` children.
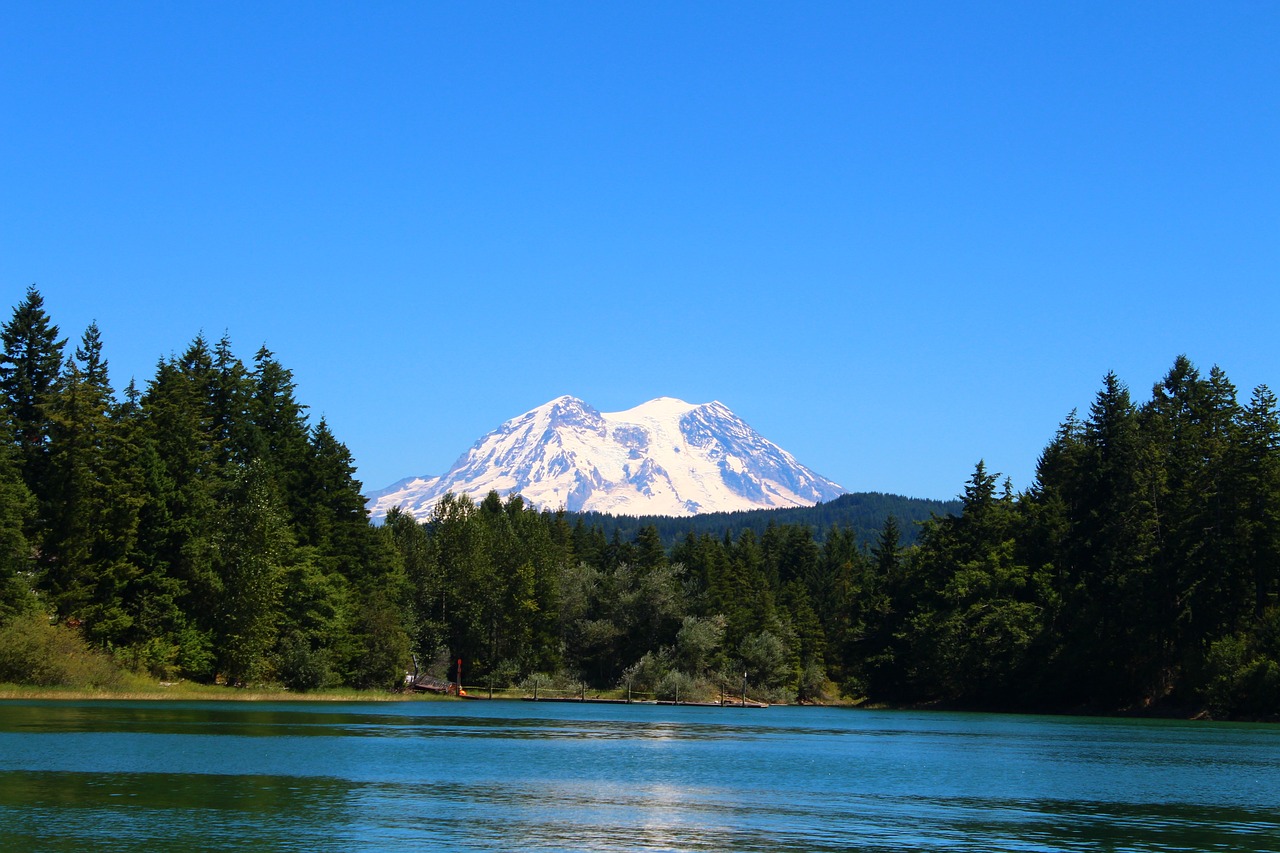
<box><xmin>0</xmin><ymin>683</ymin><xmax>450</xmax><ymax>703</ymax></box>
<box><xmin>3</xmin><ymin>683</ymin><xmax>1273</xmax><ymax>723</ymax></box>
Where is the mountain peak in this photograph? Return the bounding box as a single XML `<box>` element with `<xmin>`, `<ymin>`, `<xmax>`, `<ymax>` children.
<box><xmin>541</xmin><ymin>394</ymin><xmax>589</xmax><ymax>409</ymax></box>
<box><xmin>612</xmin><ymin>396</ymin><xmax>699</xmax><ymax>420</ymax></box>
<box><xmin>366</xmin><ymin>396</ymin><xmax>845</xmax><ymax>520</ymax></box>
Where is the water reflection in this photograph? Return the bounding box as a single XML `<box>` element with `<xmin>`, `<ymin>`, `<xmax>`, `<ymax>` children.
<box><xmin>2</xmin><ymin>701</ymin><xmax>1280</xmax><ymax>852</ymax></box>
<box><xmin>0</xmin><ymin>771</ymin><xmax>359</xmax><ymax>853</ymax></box>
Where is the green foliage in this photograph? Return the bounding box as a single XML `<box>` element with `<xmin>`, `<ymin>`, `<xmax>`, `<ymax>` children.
<box><xmin>216</xmin><ymin>461</ymin><xmax>291</xmax><ymax>684</ymax></box>
<box><xmin>4</xmin><ymin>285</ymin><xmax>1280</xmax><ymax>718</ymax></box>
<box><xmin>570</xmin><ymin>492</ymin><xmax>959</xmax><ymax>550</ymax></box>
<box><xmin>346</xmin><ymin>590</ymin><xmax>410</xmax><ymax>690</ymax></box>
<box><xmin>40</xmin><ymin>323</ymin><xmax>145</xmax><ymax>646</ymax></box>
<box><xmin>655</xmin><ymin>669</ymin><xmax>697</xmax><ymax>701</ymax></box>
<box><xmin>1200</xmin><ymin>609</ymin><xmax>1280</xmax><ymax>718</ymax></box>
<box><xmin>0</xmin><ymin>285</ymin><xmax>66</xmax><ymax>499</ymax></box>
<box><xmin>0</xmin><ymin>613</ymin><xmax>123</xmax><ymax>688</ymax></box>
<box><xmin>739</xmin><ymin>631</ymin><xmax>788</xmax><ymax>688</ymax></box>
<box><xmin>277</xmin><ymin>630</ymin><xmax>333</xmax><ymax>691</ymax></box>
<box><xmin>0</xmin><ymin>436</ymin><xmax>37</xmax><ymax>622</ymax></box>
<box><xmin>675</xmin><ymin>614</ymin><xmax>725</xmax><ymax>675</ymax></box>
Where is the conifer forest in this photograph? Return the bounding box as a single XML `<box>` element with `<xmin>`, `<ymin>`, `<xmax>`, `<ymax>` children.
<box><xmin>2</xmin><ymin>286</ymin><xmax>1278</xmax><ymax>717</ymax></box>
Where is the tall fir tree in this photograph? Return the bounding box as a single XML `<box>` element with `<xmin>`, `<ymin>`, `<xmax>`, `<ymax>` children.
<box><xmin>136</xmin><ymin>341</ymin><xmax>223</xmax><ymax>664</ymax></box>
<box><xmin>41</xmin><ymin>324</ymin><xmax>144</xmax><ymax>645</ymax></box>
<box><xmin>0</xmin><ymin>422</ymin><xmax>36</xmax><ymax>621</ymax></box>
<box><xmin>0</xmin><ymin>286</ymin><xmax>66</xmax><ymax>508</ymax></box>
<box><xmin>1236</xmin><ymin>385</ymin><xmax>1280</xmax><ymax>620</ymax></box>
<box><xmin>250</xmin><ymin>346</ymin><xmax>311</xmax><ymax>526</ymax></box>
<box><xmin>216</xmin><ymin>460</ymin><xmax>292</xmax><ymax>684</ymax></box>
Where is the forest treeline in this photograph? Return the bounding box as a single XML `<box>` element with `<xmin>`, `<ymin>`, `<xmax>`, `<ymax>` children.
<box><xmin>2</xmin><ymin>285</ymin><xmax>1279</xmax><ymax>716</ymax></box>
<box><xmin>566</xmin><ymin>492</ymin><xmax>961</xmax><ymax>550</ymax></box>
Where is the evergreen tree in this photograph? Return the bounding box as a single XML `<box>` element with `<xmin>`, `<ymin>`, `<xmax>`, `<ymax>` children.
<box><xmin>136</xmin><ymin>341</ymin><xmax>223</xmax><ymax>666</ymax></box>
<box><xmin>780</xmin><ymin>579</ymin><xmax>826</xmax><ymax>696</ymax></box>
<box><xmin>428</xmin><ymin>492</ymin><xmax>491</xmax><ymax>682</ymax></box>
<box><xmin>841</xmin><ymin>515</ymin><xmax>903</xmax><ymax>697</ymax></box>
<box><xmin>634</xmin><ymin>525</ymin><xmax>667</xmax><ymax>573</ymax></box>
<box><xmin>1063</xmin><ymin>373</ymin><xmax>1160</xmax><ymax>705</ymax></box>
<box><xmin>1145</xmin><ymin>357</ymin><xmax>1247</xmax><ymax>675</ymax></box>
<box><xmin>40</xmin><ymin>324</ymin><xmax>143</xmax><ymax>645</ymax></box>
<box><xmin>0</xmin><ymin>426</ymin><xmax>36</xmax><ymax>621</ymax></box>
<box><xmin>209</xmin><ymin>334</ymin><xmax>258</xmax><ymax>470</ymax></box>
<box><xmin>382</xmin><ymin>506</ymin><xmax>443</xmax><ymax>665</ymax></box>
<box><xmin>1236</xmin><ymin>385</ymin><xmax>1280</xmax><ymax>620</ymax></box>
<box><xmin>898</xmin><ymin>462</ymin><xmax>1044</xmax><ymax>705</ymax></box>
<box><xmin>299</xmin><ymin>419</ymin><xmax>375</xmax><ymax>566</ymax></box>
<box><xmin>216</xmin><ymin>460</ymin><xmax>292</xmax><ymax>684</ymax></box>
<box><xmin>250</xmin><ymin>346</ymin><xmax>311</xmax><ymax>526</ymax></box>
<box><xmin>724</xmin><ymin>529</ymin><xmax>775</xmax><ymax>648</ymax></box>
<box><xmin>0</xmin><ymin>285</ymin><xmax>66</xmax><ymax>505</ymax></box>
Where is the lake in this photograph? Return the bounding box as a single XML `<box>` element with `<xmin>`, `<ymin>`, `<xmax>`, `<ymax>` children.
<box><xmin>1</xmin><ymin>699</ymin><xmax>1278</xmax><ymax>851</ymax></box>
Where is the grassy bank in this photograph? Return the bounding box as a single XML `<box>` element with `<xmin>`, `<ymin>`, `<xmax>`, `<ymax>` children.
<box><xmin>0</xmin><ymin>613</ymin><xmax>455</xmax><ymax>702</ymax></box>
<box><xmin>0</xmin><ymin>680</ymin><xmax>453</xmax><ymax>702</ymax></box>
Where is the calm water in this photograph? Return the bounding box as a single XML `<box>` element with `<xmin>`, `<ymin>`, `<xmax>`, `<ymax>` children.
<box><xmin>1</xmin><ymin>700</ymin><xmax>1279</xmax><ymax>852</ymax></box>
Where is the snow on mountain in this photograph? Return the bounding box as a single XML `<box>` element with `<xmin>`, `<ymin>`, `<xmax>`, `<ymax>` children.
<box><xmin>365</xmin><ymin>395</ymin><xmax>846</xmax><ymax>521</ymax></box>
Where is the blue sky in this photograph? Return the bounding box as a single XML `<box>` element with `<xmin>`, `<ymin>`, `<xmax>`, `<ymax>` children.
<box><xmin>3</xmin><ymin>3</ymin><xmax>1277</xmax><ymax>502</ymax></box>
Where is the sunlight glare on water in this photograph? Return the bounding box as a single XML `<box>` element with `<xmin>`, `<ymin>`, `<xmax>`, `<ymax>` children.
<box><xmin>2</xmin><ymin>700</ymin><xmax>1279</xmax><ymax>852</ymax></box>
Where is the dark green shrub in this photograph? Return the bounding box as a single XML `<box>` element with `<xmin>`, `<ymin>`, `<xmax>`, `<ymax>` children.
<box><xmin>0</xmin><ymin>613</ymin><xmax>123</xmax><ymax>688</ymax></box>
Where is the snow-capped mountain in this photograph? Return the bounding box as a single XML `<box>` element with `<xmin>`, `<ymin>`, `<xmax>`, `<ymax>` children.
<box><xmin>365</xmin><ymin>396</ymin><xmax>846</xmax><ymax>520</ymax></box>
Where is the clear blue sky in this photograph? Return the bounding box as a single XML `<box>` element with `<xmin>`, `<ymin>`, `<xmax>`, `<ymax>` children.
<box><xmin>3</xmin><ymin>3</ymin><xmax>1277</xmax><ymax>502</ymax></box>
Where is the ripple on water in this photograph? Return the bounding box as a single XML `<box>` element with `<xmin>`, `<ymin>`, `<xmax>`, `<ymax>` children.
<box><xmin>3</xmin><ymin>702</ymin><xmax>1280</xmax><ymax>852</ymax></box>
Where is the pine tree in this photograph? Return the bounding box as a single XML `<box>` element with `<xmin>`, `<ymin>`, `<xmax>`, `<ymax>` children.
<box><xmin>847</xmin><ymin>515</ymin><xmax>905</xmax><ymax>698</ymax></box>
<box><xmin>40</xmin><ymin>324</ymin><xmax>143</xmax><ymax>644</ymax></box>
<box><xmin>381</xmin><ymin>506</ymin><xmax>443</xmax><ymax>664</ymax></box>
<box><xmin>0</xmin><ymin>286</ymin><xmax>66</xmax><ymax>505</ymax></box>
<box><xmin>780</xmin><ymin>579</ymin><xmax>827</xmax><ymax>695</ymax></box>
<box><xmin>0</xmin><ymin>425</ymin><xmax>36</xmax><ymax>621</ymax></box>
<box><xmin>429</xmin><ymin>493</ymin><xmax>491</xmax><ymax>682</ymax></box>
<box><xmin>634</xmin><ymin>525</ymin><xmax>667</xmax><ymax>573</ymax></box>
<box><xmin>1060</xmin><ymin>372</ymin><xmax>1159</xmax><ymax>705</ymax></box>
<box><xmin>209</xmin><ymin>334</ymin><xmax>258</xmax><ymax>470</ymax></box>
<box><xmin>136</xmin><ymin>342</ymin><xmax>223</xmax><ymax>667</ymax></box>
<box><xmin>250</xmin><ymin>346</ymin><xmax>311</xmax><ymax>527</ymax></box>
<box><xmin>898</xmin><ymin>462</ymin><xmax>1043</xmax><ymax>705</ymax></box>
<box><xmin>216</xmin><ymin>460</ymin><xmax>291</xmax><ymax>684</ymax></box>
<box><xmin>1236</xmin><ymin>385</ymin><xmax>1280</xmax><ymax>619</ymax></box>
<box><xmin>299</xmin><ymin>419</ymin><xmax>372</xmax><ymax>561</ymax></box>
<box><xmin>1142</xmin><ymin>358</ymin><xmax>1253</xmax><ymax>686</ymax></box>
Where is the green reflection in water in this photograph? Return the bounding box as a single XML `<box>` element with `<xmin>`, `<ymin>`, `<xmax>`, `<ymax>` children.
<box><xmin>0</xmin><ymin>771</ymin><xmax>358</xmax><ymax>852</ymax></box>
<box><xmin>3</xmin><ymin>771</ymin><xmax>1279</xmax><ymax>853</ymax></box>
<box><xmin>2</xmin><ymin>701</ymin><xmax>1280</xmax><ymax>852</ymax></box>
<box><xmin>0</xmin><ymin>699</ymin><xmax>782</xmax><ymax>741</ymax></box>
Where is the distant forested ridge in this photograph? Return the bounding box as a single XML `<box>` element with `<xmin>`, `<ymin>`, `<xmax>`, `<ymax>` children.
<box><xmin>566</xmin><ymin>492</ymin><xmax>960</xmax><ymax>550</ymax></box>
<box><xmin>2</xmin><ymin>286</ymin><xmax>1278</xmax><ymax>717</ymax></box>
